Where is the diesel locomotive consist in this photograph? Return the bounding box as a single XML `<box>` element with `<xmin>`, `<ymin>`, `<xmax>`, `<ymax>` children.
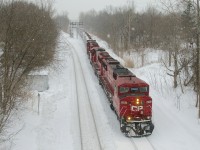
<box><xmin>84</xmin><ymin>32</ymin><xmax>154</xmax><ymax>137</ymax></box>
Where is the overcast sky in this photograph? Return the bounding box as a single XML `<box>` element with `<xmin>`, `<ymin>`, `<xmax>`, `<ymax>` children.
<box><xmin>53</xmin><ymin>0</ymin><xmax>160</xmax><ymax>20</ymax></box>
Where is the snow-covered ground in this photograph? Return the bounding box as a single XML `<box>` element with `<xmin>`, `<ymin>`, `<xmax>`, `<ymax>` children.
<box><xmin>1</xmin><ymin>31</ymin><xmax>200</xmax><ymax>150</ymax></box>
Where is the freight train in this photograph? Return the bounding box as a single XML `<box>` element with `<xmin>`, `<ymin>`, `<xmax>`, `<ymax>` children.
<box><xmin>84</xmin><ymin>32</ymin><xmax>154</xmax><ymax>137</ymax></box>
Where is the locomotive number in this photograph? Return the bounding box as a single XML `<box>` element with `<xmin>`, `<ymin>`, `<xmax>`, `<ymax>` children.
<box><xmin>131</xmin><ymin>106</ymin><xmax>143</xmax><ymax>111</ymax></box>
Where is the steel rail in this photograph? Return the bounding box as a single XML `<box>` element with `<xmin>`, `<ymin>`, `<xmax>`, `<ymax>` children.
<box><xmin>69</xmin><ymin>40</ymin><xmax>102</xmax><ymax>150</ymax></box>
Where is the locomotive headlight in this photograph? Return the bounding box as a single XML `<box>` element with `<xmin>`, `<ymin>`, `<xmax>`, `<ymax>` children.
<box><xmin>126</xmin><ymin>116</ymin><xmax>133</xmax><ymax>122</ymax></box>
<box><xmin>136</xmin><ymin>98</ymin><xmax>140</xmax><ymax>105</ymax></box>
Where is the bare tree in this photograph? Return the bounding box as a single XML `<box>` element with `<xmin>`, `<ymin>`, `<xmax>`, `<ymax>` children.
<box><xmin>0</xmin><ymin>0</ymin><xmax>58</xmax><ymax>137</ymax></box>
<box><xmin>54</xmin><ymin>12</ymin><xmax>69</xmax><ymax>32</ymax></box>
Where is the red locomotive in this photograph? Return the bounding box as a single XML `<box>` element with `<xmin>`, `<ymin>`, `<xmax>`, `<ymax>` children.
<box><xmin>85</xmin><ymin>32</ymin><xmax>154</xmax><ymax>137</ymax></box>
<box><xmin>89</xmin><ymin>47</ymin><xmax>111</xmax><ymax>77</ymax></box>
<box><xmin>86</xmin><ymin>39</ymin><xmax>99</xmax><ymax>56</ymax></box>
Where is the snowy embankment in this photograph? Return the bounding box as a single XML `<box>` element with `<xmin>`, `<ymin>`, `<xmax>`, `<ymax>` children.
<box><xmin>131</xmin><ymin>55</ymin><xmax>200</xmax><ymax>150</ymax></box>
<box><xmin>1</xmin><ymin>32</ymin><xmax>74</xmax><ymax>150</ymax></box>
<box><xmin>1</xmin><ymin>31</ymin><xmax>200</xmax><ymax>150</ymax></box>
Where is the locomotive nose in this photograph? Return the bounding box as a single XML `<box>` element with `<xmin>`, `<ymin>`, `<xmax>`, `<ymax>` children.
<box><xmin>120</xmin><ymin>96</ymin><xmax>152</xmax><ymax>120</ymax></box>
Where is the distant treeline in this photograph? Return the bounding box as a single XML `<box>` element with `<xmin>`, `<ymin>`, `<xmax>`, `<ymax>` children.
<box><xmin>80</xmin><ymin>1</ymin><xmax>195</xmax><ymax>52</ymax></box>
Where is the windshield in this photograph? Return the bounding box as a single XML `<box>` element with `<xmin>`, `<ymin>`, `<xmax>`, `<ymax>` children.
<box><xmin>140</xmin><ymin>87</ymin><xmax>148</xmax><ymax>92</ymax></box>
<box><xmin>119</xmin><ymin>86</ymin><xmax>148</xmax><ymax>94</ymax></box>
<box><xmin>119</xmin><ymin>87</ymin><xmax>129</xmax><ymax>93</ymax></box>
<box><xmin>130</xmin><ymin>87</ymin><xmax>138</xmax><ymax>93</ymax></box>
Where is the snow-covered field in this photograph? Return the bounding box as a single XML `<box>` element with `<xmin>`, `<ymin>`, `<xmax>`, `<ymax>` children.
<box><xmin>1</xmin><ymin>31</ymin><xmax>200</xmax><ymax>150</ymax></box>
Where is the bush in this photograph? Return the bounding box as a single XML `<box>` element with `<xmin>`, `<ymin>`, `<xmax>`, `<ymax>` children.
<box><xmin>124</xmin><ymin>57</ymin><xmax>135</xmax><ymax>68</ymax></box>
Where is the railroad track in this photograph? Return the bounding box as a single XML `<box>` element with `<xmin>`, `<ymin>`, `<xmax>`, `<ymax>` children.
<box><xmin>70</xmin><ymin>41</ymin><xmax>102</xmax><ymax>150</ymax></box>
<box><xmin>67</xmin><ymin>37</ymin><xmax>156</xmax><ymax>150</ymax></box>
<box><xmin>130</xmin><ymin>137</ymin><xmax>156</xmax><ymax>150</ymax></box>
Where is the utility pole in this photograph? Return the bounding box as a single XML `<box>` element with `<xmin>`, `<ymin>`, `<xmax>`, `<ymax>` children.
<box><xmin>197</xmin><ymin>0</ymin><xmax>200</xmax><ymax>119</ymax></box>
<box><xmin>127</xmin><ymin>0</ymin><xmax>134</xmax><ymax>50</ymax></box>
<box><xmin>128</xmin><ymin>11</ymin><xmax>131</xmax><ymax>50</ymax></box>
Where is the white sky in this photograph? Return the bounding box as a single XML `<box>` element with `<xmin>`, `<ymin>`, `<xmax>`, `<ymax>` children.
<box><xmin>53</xmin><ymin>0</ymin><xmax>160</xmax><ymax>20</ymax></box>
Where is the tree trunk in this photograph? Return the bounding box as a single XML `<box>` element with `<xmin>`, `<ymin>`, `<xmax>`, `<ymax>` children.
<box><xmin>168</xmin><ymin>49</ymin><xmax>172</xmax><ymax>67</ymax></box>
<box><xmin>174</xmin><ymin>71</ymin><xmax>178</xmax><ymax>88</ymax></box>
<box><xmin>197</xmin><ymin>0</ymin><xmax>200</xmax><ymax>119</ymax></box>
<box><xmin>0</xmin><ymin>83</ymin><xmax>2</xmax><ymax>105</ymax></box>
<box><xmin>173</xmin><ymin>49</ymin><xmax>178</xmax><ymax>88</ymax></box>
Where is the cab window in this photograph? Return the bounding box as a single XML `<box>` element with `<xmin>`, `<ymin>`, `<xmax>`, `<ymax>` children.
<box><xmin>119</xmin><ymin>87</ymin><xmax>129</xmax><ymax>93</ymax></box>
<box><xmin>140</xmin><ymin>87</ymin><xmax>148</xmax><ymax>92</ymax></box>
<box><xmin>130</xmin><ymin>87</ymin><xmax>139</xmax><ymax>93</ymax></box>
